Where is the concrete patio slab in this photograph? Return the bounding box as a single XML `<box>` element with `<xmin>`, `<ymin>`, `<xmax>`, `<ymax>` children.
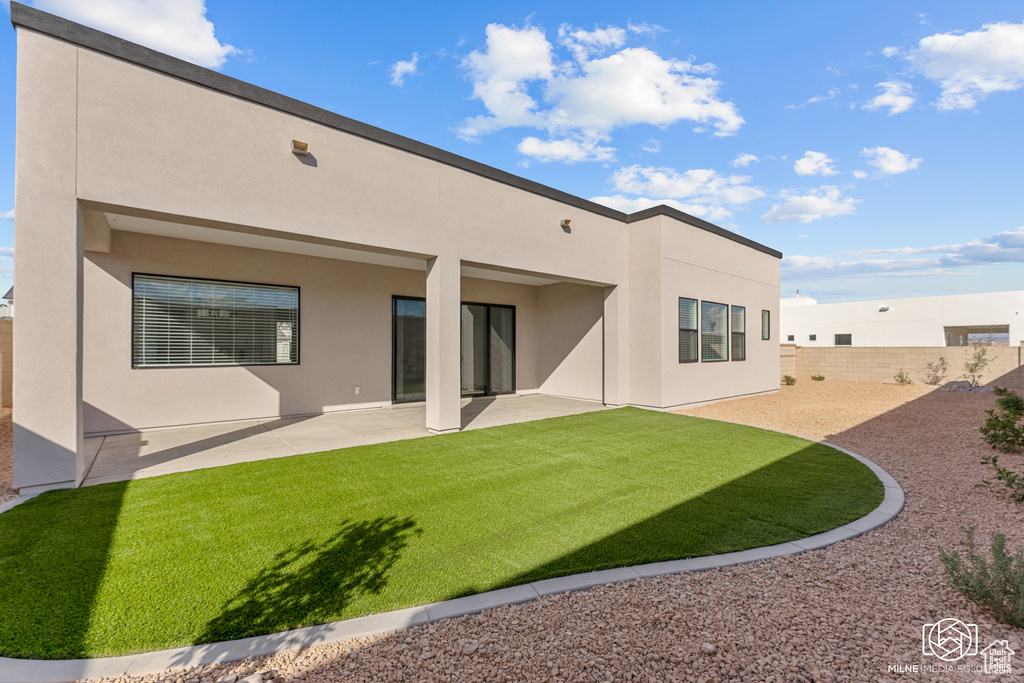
<box><xmin>82</xmin><ymin>395</ymin><xmax>611</xmax><ymax>487</ymax></box>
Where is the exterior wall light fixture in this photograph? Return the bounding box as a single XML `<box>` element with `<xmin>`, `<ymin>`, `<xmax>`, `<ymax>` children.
<box><xmin>560</xmin><ymin>219</ymin><xmax>571</xmax><ymax>231</ymax></box>
<box><xmin>879</xmin><ymin>306</ymin><xmax>890</xmax><ymax>312</ymax></box>
<box><xmin>291</xmin><ymin>140</ymin><xmax>310</xmax><ymax>156</ymax></box>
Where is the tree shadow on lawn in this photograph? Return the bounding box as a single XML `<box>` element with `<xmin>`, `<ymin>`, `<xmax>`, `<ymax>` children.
<box><xmin>194</xmin><ymin>516</ymin><xmax>421</xmax><ymax>647</ymax></box>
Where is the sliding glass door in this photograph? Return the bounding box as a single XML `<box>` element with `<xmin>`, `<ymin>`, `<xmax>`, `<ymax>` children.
<box><xmin>392</xmin><ymin>297</ymin><xmax>426</xmax><ymax>403</ymax></box>
<box><xmin>488</xmin><ymin>305</ymin><xmax>515</xmax><ymax>394</ymax></box>
<box><xmin>461</xmin><ymin>303</ymin><xmax>515</xmax><ymax>397</ymax></box>
<box><xmin>392</xmin><ymin>297</ymin><xmax>515</xmax><ymax>403</ymax></box>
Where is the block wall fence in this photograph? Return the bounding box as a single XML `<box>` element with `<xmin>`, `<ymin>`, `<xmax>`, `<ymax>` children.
<box><xmin>0</xmin><ymin>319</ymin><xmax>10</xmax><ymax>407</ymax></box>
<box><xmin>780</xmin><ymin>342</ymin><xmax>1024</xmax><ymax>390</ymax></box>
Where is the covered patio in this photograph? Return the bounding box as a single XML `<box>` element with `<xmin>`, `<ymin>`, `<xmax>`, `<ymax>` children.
<box><xmin>80</xmin><ymin>394</ymin><xmax>611</xmax><ymax>486</ymax></box>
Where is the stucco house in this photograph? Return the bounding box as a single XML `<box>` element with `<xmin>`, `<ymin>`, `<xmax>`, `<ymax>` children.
<box><xmin>780</xmin><ymin>290</ymin><xmax>1023</xmax><ymax>347</ymax></box>
<box><xmin>10</xmin><ymin>3</ymin><xmax>781</xmax><ymax>494</ymax></box>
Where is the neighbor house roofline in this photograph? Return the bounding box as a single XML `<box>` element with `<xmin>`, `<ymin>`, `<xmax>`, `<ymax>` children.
<box><xmin>8</xmin><ymin>1</ymin><xmax>782</xmax><ymax>259</ymax></box>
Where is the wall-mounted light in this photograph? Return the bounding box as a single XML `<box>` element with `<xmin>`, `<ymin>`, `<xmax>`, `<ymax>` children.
<box><xmin>291</xmin><ymin>140</ymin><xmax>310</xmax><ymax>156</ymax></box>
<box><xmin>560</xmin><ymin>219</ymin><xmax>572</xmax><ymax>231</ymax></box>
<box><xmin>879</xmin><ymin>306</ymin><xmax>890</xmax><ymax>312</ymax></box>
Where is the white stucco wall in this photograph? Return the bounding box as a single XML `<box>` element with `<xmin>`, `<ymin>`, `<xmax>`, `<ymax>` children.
<box><xmin>780</xmin><ymin>291</ymin><xmax>1024</xmax><ymax>347</ymax></box>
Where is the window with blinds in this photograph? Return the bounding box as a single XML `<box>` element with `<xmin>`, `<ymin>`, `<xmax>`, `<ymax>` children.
<box><xmin>701</xmin><ymin>301</ymin><xmax>728</xmax><ymax>362</ymax></box>
<box><xmin>678</xmin><ymin>297</ymin><xmax>698</xmax><ymax>363</ymax></box>
<box><xmin>761</xmin><ymin>309</ymin><xmax>770</xmax><ymax>340</ymax></box>
<box><xmin>132</xmin><ymin>274</ymin><xmax>300</xmax><ymax>367</ymax></box>
<box><xmin>731</xmin><ymin>306</ymin><xmax>746</xmax><ymax>361</ymax></box>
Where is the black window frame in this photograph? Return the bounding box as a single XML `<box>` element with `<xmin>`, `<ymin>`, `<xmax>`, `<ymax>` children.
<box><xmin>678</xmin><ymin>297</ymin><xmax>698</xmax><ymax>363</ymax></box>
<box><xmin>835</xmin><ymin>333</ymin><xmax>853</xmax><ymax>346</ymax></box>
<box><xmin>787</xmin><ymin>334</ymin><xmax>795</xmax><ymax>342</ymax></box>
<box><xmin>731</xmin><ymin>305</ymin><xmax>746</xmax><ymax>361</ymax></box>
<box><xmin>131</xmin><ymin>273</ymin><xmax>301</xmax><ymax>369</ymax></box>
<box><xmin>701</xmin><ymin>300</ymin><xmax>729</xmax><ymax>363</ymax></box>
<box><xmin>761</xmin><ymin>310</ymin><xmax>770</xmax><ymax>340</ymax></box>
<box><xmin>809</xmin><ymin>334</ymin><xmax>817</xmax><ymax>342</ymax></box>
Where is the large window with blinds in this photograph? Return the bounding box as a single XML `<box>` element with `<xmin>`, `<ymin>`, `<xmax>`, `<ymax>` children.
<box><xmin>132</xmin><ymin>274</ymin><xmax>300</xmax><ymax>367</ymax></box>
<box><xmin>678</xmin><ymin>297</ymin><xmax>698</xmax><ymax>363</ymax></box>
<box><xmin>701</xmin><ymin>301</ymin><xmax>728</xmax><ymax>362</ymax></box>
<box><xmin>731</xmin><ymin>306</ymin><xmax>746</xmax><ymax>361</ymax></box>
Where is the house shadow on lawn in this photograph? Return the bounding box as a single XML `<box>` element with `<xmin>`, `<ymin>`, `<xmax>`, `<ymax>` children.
<box><xmin>493</xmin><ymin>438</ymin><xmax>885</xmax><ymax>591</ymax></box>
<box><xmin>0</xmin><ymin>478</ymin><xmax>129</xmax><ymax>660</ymax></box>
<box><xmin>181</xmin><ymin>516</ymin><xmax>420</xmax><ymax>661</ymax></box>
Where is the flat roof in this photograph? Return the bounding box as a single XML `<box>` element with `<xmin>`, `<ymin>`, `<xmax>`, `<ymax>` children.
<box><xmin>8</xmin><ymin>1</ymin><xmax>782</xmax><ymax>260</ymax></box>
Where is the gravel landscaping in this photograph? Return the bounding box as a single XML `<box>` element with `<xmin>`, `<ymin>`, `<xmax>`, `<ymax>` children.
<box><xmin>46</xmin><ymin>382</ymin><xmax>1024</xmax><ymax>680</ymax></box>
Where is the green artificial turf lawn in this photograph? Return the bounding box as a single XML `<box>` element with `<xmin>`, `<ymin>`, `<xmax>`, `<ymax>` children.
<box><xmin>0</xmin><ymin>408</ymin><xmax>883</xmax><ymax>659</ymax></box>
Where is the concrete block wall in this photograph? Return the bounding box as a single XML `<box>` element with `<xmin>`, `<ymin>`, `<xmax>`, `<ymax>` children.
<box><xmin>784</xmin><ymin>342</ymin><xmax>1023</xmax><ymax>390</ymax></box>
<box><xmin>0</xmin><ymin>319</ymin><xmax>11</xmax><ymax>407</ymax></box>
<box><xmin>780</xmin><ymin>343</ymin><xmax>797</xmax><ymax>381</ymax></box>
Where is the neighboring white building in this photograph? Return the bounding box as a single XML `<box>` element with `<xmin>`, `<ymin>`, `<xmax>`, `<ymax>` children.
<box><xmin>780</xmin><ymin>290</ymin><xmax>1024</xmax><ymax>347</ymax></box>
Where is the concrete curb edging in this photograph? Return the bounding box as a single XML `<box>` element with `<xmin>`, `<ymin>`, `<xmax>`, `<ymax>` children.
<box><xmin>0</xmin><ymin>446</ymin><xmax>903</xmax><ymax>683</ymax></box>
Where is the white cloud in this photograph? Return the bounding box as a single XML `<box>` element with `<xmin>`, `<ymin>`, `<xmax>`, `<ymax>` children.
<box><xmin>459</xmin><ymin>24</ymin><xmax>555</xmax><ymax>138</ymax></box>
<box><xmin>389</xmin><ymin>53</ymin><xmax>419</xmax><ymax>86</ymax></box>
<box><xmin>458</xmin><ymin>22</ymin><xmax>744</xmax><ymax>155</ymax></box>
<box><xmin>761</xmin><ymin>186</ymin><xmax>858</xmax><ymax>223</ymax></box>
<box><xmin>852</xmin><ymin>170</ymin><xmax>869</xmax><ymax>179</ymax></box>
<box><xmin>558</xmin><ymin>24</ymin><xmax>626</xmax><ymax>62</ymax></box>
<box><xmin>0</xmin><ymin>247</ymin><xmax>12</xmax><ymax>258</ymax></box>
<box><xmin>793</xmin><ymin>151</ymin><xmax>839</xmax><ymax>176</ymax></box>
<box><xmin>783</xmin><ymin>227</ymin><xmax>1024</xmax><ymax>278</ymax></box>
<box><xmin>905</xmin><ymin>21</ymin><xmax>1024</xmax><ymax>110</ymax></box>
<box><xmin>807</xmin><ymin>86</ymin><xmax>841</xmax><ymax>104</ymax></box>
<box><xmin>733</xmin><ymin>153</ymin><xmax>758</xmax><ymax>168</ymax></box>
<box><xmin>590</xmin><ymin>195</ymin><xmax>732</xmax><ymax>222</ymax></box>
<box><xmin>862</xmin><ymin>146</ymin><xmax>922</xmax><ymax>175</ymax></box>
<box><xmin>610</xmin><ymin>164</ymin><xmax>765</xmax><ymax>213</ymax></box>
<box><xmin>641</xmin><ymin>139</ymin><xmax>661</xmax><ymax>153</ymax></box>
<box><xmin>881</xmin><ymin>46</ymin><xmax>900</xmax><ymax>58</ymax></box>
<box><xmin>862</xmin><ymin>80</ymin><xmax>916</xmax><ymax>115</ymax></box>
<box><xmin>517</xmin><ymin>136</ymin><xmax>615</xmax><ymax>163</ymax></box>
<box><xmin>627</xmin><ymin>21</ymin><xmax>666</xmax><ymax>36</ymax></box>
<box><xmin>0</xmin><ymin>210</ymin><xmax>13</xmax><ymax>220</ymax></box>
<box><xmin>33</xmin><ymin>0</ymin><xmax>240</xmax><ymax>68</ymax></box>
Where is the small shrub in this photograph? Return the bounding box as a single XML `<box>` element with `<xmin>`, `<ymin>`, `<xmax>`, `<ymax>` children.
<box><xmin>963</xmin><ymin>342</ymin><xmax>991</xmax><ymax>388</ymax></box>
<box><xmin>979</xmin><ymin>387</ymin><xmax>1024</xmax><ymax>500</ymax></box>
<box><xmin>981</xmin><ymin>387</ymin><xmax>1024</xmax><ymax>454</ymax></box>
<box><xmin>811</xmin><ymin>374</ymin><xmax>825</xmax><ymax>382</ymax></box>
<box><xmin>893</xmin><ymin>369</ymin><xmax>912</xmax><ymax>385</ymax></box>
<box><xmin>782</xmin><ymin>375</ymin><xmax>796</xmax><ymax>386</ymax></box>
<box><xmin>939</xmin><ymin>528</ymin><xmax>1024</xmax><ymax>628</ymax></box>
<box><xmin>922</xmin><ymin>357</ymin><xmax>949</xmax><ymax>385</ymax></box>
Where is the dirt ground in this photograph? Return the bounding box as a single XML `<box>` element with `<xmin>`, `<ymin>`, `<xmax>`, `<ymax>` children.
<box><xmin>43</xmin><ymin>382</ymin><xmax>1024</xmax><ymax>681</ymax></box>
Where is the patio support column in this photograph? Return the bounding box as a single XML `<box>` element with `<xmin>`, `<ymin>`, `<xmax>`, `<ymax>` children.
<box><xmin>12</xmin><ymin>31</ymin><xmax>84</xmax><ymax>492</ymax></box>
<box><xmin>603</xmin><ymin>285</ymin><xmax>627</xmax><ymax>406</ymax></box>
<box><xmin>425</xmin><ymin>255</ymin><xmax>461</xmax><ymax>433</ymax></box>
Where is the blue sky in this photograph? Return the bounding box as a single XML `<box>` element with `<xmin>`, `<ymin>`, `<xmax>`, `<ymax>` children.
<box><xmin>1</xmin><ymin>0</ymin><xmax>1023</xmax><ymax>302</ymax></box>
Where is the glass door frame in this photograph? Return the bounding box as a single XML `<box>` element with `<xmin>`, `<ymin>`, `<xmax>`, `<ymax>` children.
<box><xmin>392</xmin><ymin>295</ymin><xmax>426</xmax><ymax>404</ymax></box>
<box><xmin>391</xmin><ymin>296</ymin><xmax>517</xmax><ymax>404</ymax></box>
<box><xmin>461</xmin><ymin>301</ymin><xmax>516</xmax><ymax>398</ymax></box>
